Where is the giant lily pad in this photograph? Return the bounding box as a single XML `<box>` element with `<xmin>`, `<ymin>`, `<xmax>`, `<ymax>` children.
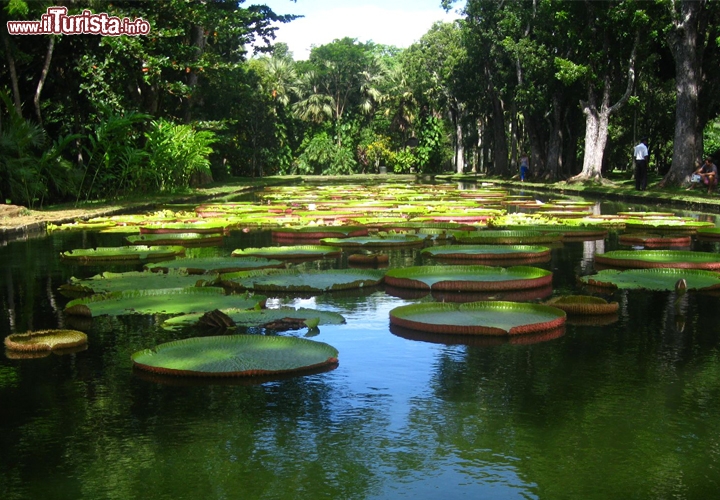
<box><xmin>140</xmin><ymin>222</ymin><xmax>230</xmax><ymax>234</ymax></box>
<box><xmin>696</xmin><ymin>227</ymin><xmax>720</xmax><ymax>241</ymax></box>
<box><xmin>64</xmin><ymin>287</ymin><xmax>266</xmax><ymax>317</ymax></box>
<box><xmin>231</xmin><ymin>245</ymin><xmax>341</xmax><ymax>259</ymax></box>
<box><xmin>617</xmin><ymin>233</ymin><xmax>692</xmax><ymax>248</ymax></box>
<box><xmin>578</xmin><ymin>268</ymin><xmax>720</xmax><ymax>291</ymax></box>
<box><xmin>162</xmin><ymin>307</ymin><xmax>346</xmax><ymax>331</ymax></box>
<box><xmin>145</xmin><ymin>256</ymin><xmax>285</xmax><ymax>274</ymax></box>
<box><xmin>453</xmin><ymin>230</ymin><xmax>563</xmax><ymax>245</ymax></box>
<box><xmin>622</xmin><ymin>219</ymin><xmax>713</xmax><ymax>233</ymax></box>
<box><xmin>389</xmin><ymin>301</ymin><xmax>566</xmax><ymax>336</ymax></box>
<box><xmin>421</xmin><ymin>244</ymin><xmax>550</xmax><ymax>262</ymax></box>
<box><xmin>594</xmin><ymin>250</ymin><xmax>720</xmax><ymax>270</ymax></box>
<box><xmin>5</xmin><ymin>329</ymin><xmax>87</xmax><ymax>352</ymax></box>
<box><xmin>542</xmin><ymin>295</ymin><xmax>619</xmax><ymax>315</ymax></box>
<box><xmin>384</xmin><ymin>265</ymin><xmax>552</xmax><ymax>291</ymax></box>
<box><xmin>59</xmin><ymin>271</ymin><xmax>215</xmax><ymax>296</ymax></box>
<box><xmin>320</xmin><ymin>234</ymin><xmax>426</xmax><ymax>247</ymax></box>
<box><xmin>271</xmin><ymin>226</ymin><xmax>368</xmax><ymax>239</ymax></box>
<box><xmin>126</xmin><ymin>233</ymin><xmax>224</xmax><ymax>246</ymax></box>
<box><xmin>221</xmin><ymin>268</ymin><xmax>385</xmax><ymax>293</ymax></box>
<box><xmin>60</xmin><ymin>245</ymin><xmax>185</xmax><ymax>262</ymax></box>
<box><xmin>131</xmin><ymin>335</ymin><xmax>339</xmax><ymax>377</ymax></box>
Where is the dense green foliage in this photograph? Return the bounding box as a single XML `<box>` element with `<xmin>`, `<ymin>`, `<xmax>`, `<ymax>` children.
<box><xmin>1</xmin><ymin>0</ymin><xmax>720</xmax><ymax>206</ymax></box>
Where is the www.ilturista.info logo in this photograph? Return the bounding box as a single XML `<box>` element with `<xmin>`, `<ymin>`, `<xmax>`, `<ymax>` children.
<box><xmin>7</xmin><ymin>7</ymin><xmax>150</xmax><ymax>36</ymax></box>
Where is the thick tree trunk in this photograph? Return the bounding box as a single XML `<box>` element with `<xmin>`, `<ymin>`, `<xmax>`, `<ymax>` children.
<box><xmin>1</xmin><ymin>23</ymin><xmax>22</xmax><ymax>117</ymax></box>
<box><xmin>546</xmin><ymin>94</ymin><xmax>564</xmax><ymax>180</ymax></box>
<box><xmin>578</xmin><ymin>105</ymin><xmax>610</xmax><ymax>180</ymax></box>
<box><xmin>452</xmin><ymin>106</ymin><xmax>465</xmax><ymax>174</ymax></box>
<box><xmin>525</xmin><ymin>113</ymin><xmax>544</xmax><ymax>178</ymax></box>
<box><xmin>455</xmin><ymin>120</ymin><xmax>464</xmax><ymax>173</ymax></box>
<box><xmin>661</xmin><ymin>0</ymin><xmax>705</xmax><ymax>187</ymax></box>
<box><xmin>570</xmin><ymin>35</ymin><xmax>637</xmax><ymax>182</ymax></box>
<box><xmin>184</xmin><ymin>24</ymin><xmax>206</xmax><ymax>123</ymax></box>
<box><xmin>491</xmin><ymin>93</ymin><xmax>509</xmax><ymax>176</ymax></box>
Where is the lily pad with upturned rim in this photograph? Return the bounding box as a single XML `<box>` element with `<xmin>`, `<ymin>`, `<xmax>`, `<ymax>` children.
<box><xmin>578</xmin><ymin>268</ymin><xmax>720</xmax><ymax>291</ymax></box>
<box><xmin>125</xmin><ymin>233</ymin><xmax>224</xmax><ymax>246</ymax></box>
<box><xmin>594</xmin><ymin>250</ymin><xmax>720</xmax><ymax>270</ymax></box>
<box><xmin>319</xmin><ymin>234</ymin><xmax>426</xmax><ymax>248</ymax></box>
<box><xmin>617</xmin><ymin>233</ymin><xmax>692</xmax><ymax>248</ymax></box>
<box><xmin>60</xmin><ymin>245</ymin><xmax>186</xmax><ymax>262</ymax></box>
<box><xmin>145</xmin><ymin>256</ymin><xmax>285</xmax><ymax>274</ymax></box>
<box><xmin>4</xmin><ymin>329</ymin><xmax>87</xmax><ymax>352</ymax></box>
<box><xmin>131</xmin><ymin>335</ymin><xmax>339</xmax><ymax>377</ymax></box>
<box><xmin>231</xmin><ymin>245</ymin><xmax>341</xmax><ymax>259</ymax></box>
<box><xmin>453</xmin><ymin>230</ymin><xmax>563</xmax><ymax>245</ymax></box>
<box><xmin>58</xmin><ymin>271</ymin><xmax>215</xmax><ymax>296</ymax></box>
<box><xmin>63</xmin><ymin>287</ymin><xmax>267</xmax><ymax>317</ymax></box>
<box><xmin>221</xmin><ymin>268</ymin><xmax>385</xmax><ymax>293</ymax></box>
<box><xmin>384</xmin><ymin>265</ymin><xmax>552</xmax><ymax>291</ymax></box>
<box><xmin>542</xmin><ymin>295</ymin><xmax>619</xmax><ymax>315</ymax></box>
<box><xmin>421</xmin><ymin>244</ymin><xmax>551</xmax><ymax>261</ymax></box>
<box><xmin>389</xmin><ymin>301</ymin><xmax>566</xmax><ymax>336</ymax></box>
<box><xmin>271</xmin><ymin>226</ymin><xmax>368</xmax><ymax>239</ymax></box>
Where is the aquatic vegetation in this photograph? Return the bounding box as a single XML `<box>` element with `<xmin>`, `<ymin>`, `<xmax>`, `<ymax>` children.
<box><xmin>131</xmin><ymin>335</ymin><xmax>339</xmax><ymax>377</ymax></box>
<box><xmin>389</xmin><ymin>301</ymin><xmax>566</xmax><ymax>336</ymax></box>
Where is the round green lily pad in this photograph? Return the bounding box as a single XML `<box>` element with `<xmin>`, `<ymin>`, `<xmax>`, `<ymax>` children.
<box><xmin>578</xmin><ymin>268</ymin><xmax>720</xmax><ymax>291</ymax></box>
<box><xmin>421</xmin><ymin>244</ymin><xmax>551</xmax><ymax>262</ymax></box>
<box><xmin>389</xmin><ymin>301</ymin><xmax>566</xmax><ymax>336</ymax></box>
<box><xmin>126</xmin><ymin>233</ymin><xmax>224</xmax><ymax>246</ymax></box>
<box><xmin>221</xmin><ymin>268</ymin><xmax>385</xmax><ymax>293</ymax></box>
<box><xmin>59</xmin><ymin>271</ymin><xmax>214</xmax><ymax>296</ymax></box>
<box><xmin>162</xmin><ymin>307</ymin><xmax>346</xmax><ymax>331</ymax></box>
<box><xmin>622</xmin><ymin>219</ymin><xmax>713</xmax><ymax>233</ymax></box>
<box><xmin>320</xmin><ymin>234</ymin><xmax>426</xmax><ymax>247</ymax></box>
<box><xmin>384</xmin><ymin>265</ymin><xmax>552</xmax><ymax>291</ymax></box>
<box><xmin>453</xmin><ymin>230</ymin><xmax>563</xmax><ymax>245</ymax></box>
<box><xmin>131</xmin><ymin>335</ymin><xmax>339</xmax><ymax>377</ymax></box>
<box><xmin>696</xmin><ymin>227</ymin><xmax>720</xmax><ymax>240</ymax></box>
<box><xmin>543</xmin><ymin>295</ymin><xmax>619</xmax><ymax>315</ymax></box>
<box><xmin>140</xmin><ymin>222</ymin><xmax>230</xmax><ymax>234</ymax></box>
<box><xmin>594</xmin><ymin>250</ymin><xmax>720</xmax><ymax>270</ymax></box>
<box><xmin>271</xmin><ymin>226</ymin><xmax>368</xmax><ymax>239</ymax></box>
<box><xmin>60</xmin><ymin>245</ymin><xmax>186</xmax><ymax>262</ymax></box>
<box><xmin>231</xmin><ymin>245</ymin><xmax>341</xmax><ymax>259</ymax></box>
<box><xmin>4</xmin><ymin>329</ymin><xmax>87</xmax><ymax>352</ymax></box>
<box><xmin>145</xmin><ymin>256</ymin><xmax>285</xmax><ymax>274</ymax></box>
<box><xmin>617</xmin><ymin>233</ymin><xmax>692</xmax><ymax>248</ymax></box>
<box><xmin>64</xmin><ymin>287</ymin><xmax>266</xmax><ymax>317</ymax></box>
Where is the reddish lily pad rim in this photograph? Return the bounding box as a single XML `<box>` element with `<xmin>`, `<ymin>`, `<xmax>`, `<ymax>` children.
<box><xmin>389</xmin><ymin>301</ymin><xmax>566</xmax><ymax>336</ymax></box>
<box><xmin>543</xmin><ymin>295</ymin><xmax>619</xmax><ymax>315</ymax></box>
<box><xmin>384</xmin><ymin>265</ymin><xmax>553</xmax><ymax>291</ymax></box>
<box><xmin>594</xmin><ymin>250</ymin><xmax>720</xmax><ymax>270</ymax></box>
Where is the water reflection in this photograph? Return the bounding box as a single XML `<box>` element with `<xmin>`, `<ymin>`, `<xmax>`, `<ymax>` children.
<box><xmin>3</xmin><ymin>201</ymin><xmax>720</xmax><ymax>499</ymax></box>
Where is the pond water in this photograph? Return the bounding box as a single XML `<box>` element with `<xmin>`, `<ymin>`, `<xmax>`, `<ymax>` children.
<box><xmin>2</xmin><ymin>190</ymin><xmax>720</xmax><ymax>500</ymax></box>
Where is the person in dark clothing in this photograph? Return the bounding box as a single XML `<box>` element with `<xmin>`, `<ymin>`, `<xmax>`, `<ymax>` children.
<box><xmin>633</xmin><ymin>137</ymin><xmax>649</xmax><ymax>190</ymax></box>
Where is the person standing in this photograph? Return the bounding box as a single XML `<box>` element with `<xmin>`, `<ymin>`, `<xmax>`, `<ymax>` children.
<box><xmin>634</xmin><ymin>137</ymin><xmax>649</xmax><ymax>190</ymax></box>
<box><xmin>519</xmin><ymin>154</ymin><xmax>529</xmax><ymax>182</ymax></box>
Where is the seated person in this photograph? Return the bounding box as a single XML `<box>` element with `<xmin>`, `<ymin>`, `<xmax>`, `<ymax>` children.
<box><xmin>688</xmin><ymin>158</ymin><xmax>718</xmax><ymax>194</ymax></box>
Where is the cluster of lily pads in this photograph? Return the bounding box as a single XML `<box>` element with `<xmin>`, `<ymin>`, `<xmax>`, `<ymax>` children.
<box><xmin>10</xmin><ymin>183</ymin><xmax>719</xmax><ymax>375</ymax></box>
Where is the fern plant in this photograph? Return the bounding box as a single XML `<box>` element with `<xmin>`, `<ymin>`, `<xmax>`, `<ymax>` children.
<box><xmin>144</xmin><ymin>119</ymin><xmax>216</xmax><ymax>192</ymax></box>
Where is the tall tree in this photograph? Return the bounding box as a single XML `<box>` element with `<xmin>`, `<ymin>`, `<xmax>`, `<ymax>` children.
<box><xmin>660</xmin><ymin>0</ymin><xmax>720</xmax><ymax>186</ymax></box>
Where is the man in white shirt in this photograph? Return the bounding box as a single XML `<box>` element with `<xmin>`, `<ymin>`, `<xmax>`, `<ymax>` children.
<box><xmin>634</xmin><ymin>137</ymin><xmax>649</xmax><ymax>190</ymax></box>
